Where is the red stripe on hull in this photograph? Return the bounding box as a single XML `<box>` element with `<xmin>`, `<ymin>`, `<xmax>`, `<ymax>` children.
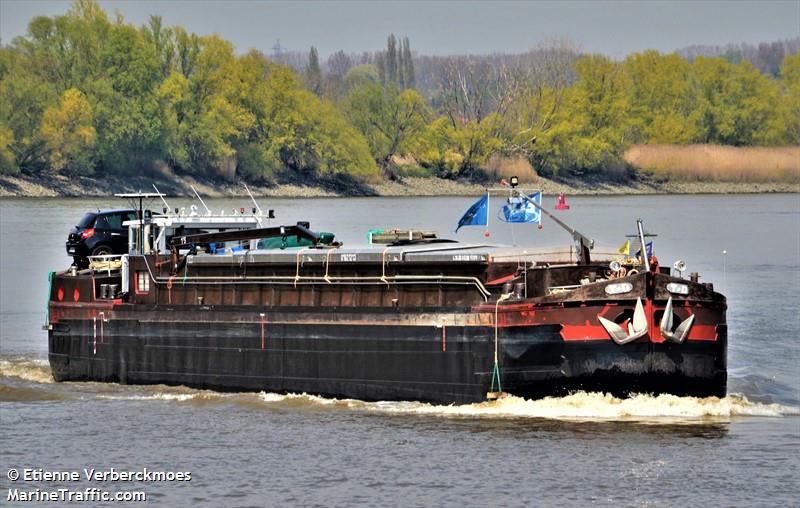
<box><xmin>559</xmin><ymin>323</ymin><xmax>612</xmax><ymax>341</ymax></box>
<box><xmin>479</xmin><ymin>300</ymin><xmax>720</xmax><ymax>343</ymax></box>
<box><xmin>49</xmin><ymin>301</ymin><xmax>116</xmax><ymax>324</ymax></box>
<box><xmin>686</xmin><ymin>325</ymin><xmax>718</xmax><ymax>341</ymax></box>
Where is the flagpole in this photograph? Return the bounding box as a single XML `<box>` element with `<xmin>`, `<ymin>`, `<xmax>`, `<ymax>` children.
<box><xmin>485</xmin><ymin>191</ymin><xmax>490</xmax><ymax>230</ymax></box>
<box><xmin>501</xmin><ymin>188</ymin><xmax>594</xmax><ymax>265</ymax></box>
<box><xmin>636</xmin><ymin>219</ymin><xmax>650</xmax><ymax>271</ymax></box>
<box><xmin>458</xmin><ymin>186</ymin><xmax>595</xmax><ymax>265</ymax></box>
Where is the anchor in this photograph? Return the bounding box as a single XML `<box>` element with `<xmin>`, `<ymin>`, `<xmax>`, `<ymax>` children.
<box><xmin>659</xmin><ymin>297</ymin><xmax>695</xmax><ymax>343</ymax></box>
<box><xmin>598</xmin><ymin>297</ymin><xmax>649</xmax><ymax>345</ymax></box>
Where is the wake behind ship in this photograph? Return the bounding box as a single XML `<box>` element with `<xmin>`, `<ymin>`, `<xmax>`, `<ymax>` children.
<box><xmin>47</xmin><ymin>189</ymin><xmax>727</xmax><ymax>404</ymax></box>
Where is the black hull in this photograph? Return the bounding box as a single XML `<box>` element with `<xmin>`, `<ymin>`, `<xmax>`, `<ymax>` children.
<box><xmin>48</xmin><ymin>307</ymin><xmax>727</xmax><ymax>404</ymax></box>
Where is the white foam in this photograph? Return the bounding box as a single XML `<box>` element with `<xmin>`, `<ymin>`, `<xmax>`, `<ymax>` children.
<box><xmin>0</xmin><ymin>358</ymin><xmax>53</xmax><ymax>384</ymax></box>
<box><xmin>4</xmin><ymin>358</ymin><xmax>795</xmax><ymax>422</ymax></box>
<box><xmin>376</xmin><ymin>392</ymin><xmax>800</xmax><ymax>421</ymax></box>
<box><xmin>257</xmin><ymin>390</ymin><xmax>799</xmax><ymax>421</ymax></box>
<box><xmin>257</xmin><ymin>392</ymin><xmax>343</xmax><ymax>405</ymax></box>
<box><xmin>96</xmin><ymin>393</ymin><xmax>200</xmax><ymax>402</ymax></box>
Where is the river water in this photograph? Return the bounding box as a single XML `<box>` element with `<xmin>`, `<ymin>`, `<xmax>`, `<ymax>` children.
<box><xmin>1</xmin><ymin>194</ymin><xmax>798</xmax><ymax>507</ymax></box>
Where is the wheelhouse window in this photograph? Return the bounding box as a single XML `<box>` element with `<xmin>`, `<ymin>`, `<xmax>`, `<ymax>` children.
<box><xmin>136</xmin><ymin>271</ymin><xmax>150</xmax><ymax>293</ymax></box>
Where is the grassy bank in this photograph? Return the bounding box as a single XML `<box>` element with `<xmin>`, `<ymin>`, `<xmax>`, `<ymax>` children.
<box><xmin>625</xmin><ymin>145</ymin><xmax>800</xmax><ymax>183</ymax></box>
<box><xmin>2</xmin><ymin>144</ymin><xmax>798</xmax><ymax>198</ymax></box>
<box><xmin>1</xmin><ymin>169</ymin><xmax>797</xmax><ymax>199</ymax></box>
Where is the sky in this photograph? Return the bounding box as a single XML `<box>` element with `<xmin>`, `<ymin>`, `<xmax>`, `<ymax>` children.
<box><xmin>1</xmin><ymin>0</ymin><xmax>798</xmax><ymax>58</ymax></box>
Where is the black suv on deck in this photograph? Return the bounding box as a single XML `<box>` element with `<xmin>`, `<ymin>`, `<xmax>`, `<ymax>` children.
<box><xmin>67</xmin><ymin>209</ymin><xmax>138</xmax><ymax>267</ymax></box>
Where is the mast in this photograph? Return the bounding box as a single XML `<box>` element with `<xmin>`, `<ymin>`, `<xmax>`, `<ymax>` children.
<box><xmin>636</xmin><ymin>219</ymin><xmax>650</xmax><ymax>271</ymax></box>
<box><xmin>152</xmin><ymin>184</ymin><xmax>171</xmax><ymax>211</ymax></box>
<box><xmin>243</xmin><ymin>184</ymin><xmax>263</xmax><ymax>216</ymax></box>
<box><xmin>190</xmin><ymin>185</ymin><xmax>211</xmax><ymax>215</ymax></box>
<box><xmin>626</xmin><ymin>220</ymin><xmax>657</xmax><ymax>271</ymax></box>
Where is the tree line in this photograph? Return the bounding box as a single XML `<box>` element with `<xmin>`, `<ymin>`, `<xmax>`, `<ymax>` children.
<box><xmin>1</xmin><ymin>0</ymin><xmax>797</xmax><ymax>184</ymax></box>
<box><xmin>678</xmin><ymin>38</ymin><xmax>800</xmax><ymax>78</ymax></box>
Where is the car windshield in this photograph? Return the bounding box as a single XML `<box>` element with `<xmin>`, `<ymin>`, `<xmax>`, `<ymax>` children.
<box><xmin>77</xmin><ymin>213</ymin><xmax>96</xmax><ymax>228</ymax></box>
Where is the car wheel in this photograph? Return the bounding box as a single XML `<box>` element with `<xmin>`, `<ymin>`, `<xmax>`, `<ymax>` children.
<box><xmin>91</xmin><ymin>245</ymin><xmax>114</xmax><ymax>257</ymax></box>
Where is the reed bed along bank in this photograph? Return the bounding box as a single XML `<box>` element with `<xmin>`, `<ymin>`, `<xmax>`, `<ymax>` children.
<box><xmin>625</xmin><ymin>144</ymin><xmax>800</xmax><ymax>182</ymax></box>
<box><xmin>484</xmin><ymin>154</ymin><xmax>540</xmax><ymax>184</ymax></box>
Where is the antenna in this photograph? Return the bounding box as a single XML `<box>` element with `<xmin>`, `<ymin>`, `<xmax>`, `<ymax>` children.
<box><xmin>152</xmin><ymin>184</ymin><xmax>171</xmax><ymax>212</ymax></box>
<box><xmin>190</xmin><ymin>185</ymin><xmax>211</xmax><ymax>215</ymax></box>
<box><xmin>243</xmin><ymin>183</ymin><xmax>263</xmax><ymax>215</ymax></box>
<box><xmin>271</xmin><ymin>39</ymin><xmax>285</xmax><ymax>60</ymax></box>
<box><xmin>722</xmin><ymin>249</ymin><xmax>727</xmax><ymax>292</ymax></box>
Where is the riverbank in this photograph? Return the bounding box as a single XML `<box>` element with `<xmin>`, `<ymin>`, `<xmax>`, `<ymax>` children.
<box><xmin>0</xmin><ymin>170</ymin><xmax>797</xmax><ymax>198</ymax></box>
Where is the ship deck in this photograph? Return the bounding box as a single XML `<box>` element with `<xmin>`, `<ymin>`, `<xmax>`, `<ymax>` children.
<box><xmin>185</xmin><ymin>243</ymin><xmax>620</xmax><ymax>266</ymax></box>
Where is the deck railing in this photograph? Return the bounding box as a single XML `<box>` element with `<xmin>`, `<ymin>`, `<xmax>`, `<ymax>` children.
<box><xmin>88</xmin><ymin>254</ymin><xmax>125</xmax><ymax>276</ymax></box>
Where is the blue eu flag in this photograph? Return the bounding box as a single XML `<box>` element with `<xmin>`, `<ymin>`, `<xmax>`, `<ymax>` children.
<box><xmin>499</xmin><ymin>192</ymin><xmax>541</xmax><ymax>224</ymax></box>
<box><xmin>456</xmin><ymin>194</ymin><xmax>489</xmax><ymax>232</ymax></box>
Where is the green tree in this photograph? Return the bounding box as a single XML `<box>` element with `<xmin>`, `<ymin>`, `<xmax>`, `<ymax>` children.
<box><xmin>143</xmin><ymin>15</ymin><xmax>175</xmax><ymax>78</ymax></box>
<box><xmin>234</xmin><ymin>62</ymin><xmax>378</xmax><ymax>183</ymax></box>
<box><xmin>15</xmin><ymin>4</ymin><xmax>109</xmax><ymax>94</ymax></box>
<box><xmin>624</xmin><ymin>51</ymin><xmax>700</xmax><ymax>144</ymax></box>
<box><xmin>305</xmin><ymin>46</ymin><xmax>323</xmax><ymax>96</ymax></box>
<box><xmin>690</xmin><ymin>57</ymin><xmax>776</xmax><ymax>146</ymax></box>
<box><xmin>62</xmin><ymin>0</ymin><xmax>111</xmax><ymax>89</ymax></box>
<box><xmin>39</xmin><ymin>88</ymin><xmax>96</xmax><ymax>174</ymax></box>
<box><xmin>375</xmin><ymin>53</ymin><xmax>386</xmax><ymax>84</ymax></box>
<box><xmin>344</xmin><ymin>79</ymin><xmax>429</xmax><ymax>168</ymax></box>
<box><xmin>773</xmin><ymin>54</ymin><xmax>800</xmax><ymax>144</ymax></box>
<box><xmin>0</xmin><ymin>57</ymin><xmax>56</xmax><ymax>172</ymax></box>
<box><xmin>156</xmin><ymin>71</ymin><xmax>191</xmax><ymax>168</ymax></box>
<box><xmin>174</xmin><ymin>26</ymin><xmax>200</xmax><ymax>78</ymax></box>
<box><xmin>90</xmin><ymin>21</ymin><xmax>162</xmax><ymax>173</ymax></box>
<box><xmin>413</xmin><ymin>117</ymin><xmax>456</xmax><ymax>176</ymax></box>
<box><xmin>531</xmin><ymin>55</ymin><xmax>632</xmax><ymax>176</ymax></box>
<box><xmin>169</xmin><ymin>35</ymin><xmax>255</xmax><ymax>176</ymax></box>
<box><xmin>401</xmin><ymin>37</ymin><xmax>415</xmax><ymax>89</ymax></box>
<box><xmin>290</xmin><ymin>91</ymin><xmax>379</xmax><ymax>181</ymax></box>
<box><xmin>414</xmin><ymin>114</ymin><xmax>504</xmax><ymax>179</ymax></box>
<box><xmin>386</xmin><ymin>34</ymin><xmax>398</xmax><ymax>85</ymax></box>
<box><xmin>344</xmin><ymin>64</ymin><xmax>380</xmax><ymax>88</ymax></box>
<box><xmin>0</xmin><ymin>124</ymin><xmax>16</xmax><ymax>174</ymax></box>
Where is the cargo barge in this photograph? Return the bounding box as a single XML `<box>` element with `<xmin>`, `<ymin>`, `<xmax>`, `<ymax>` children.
<box><xmin>47</xmin><ymin>190</ymin><xmax>727</xmax><ymax>404</ymax></box>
